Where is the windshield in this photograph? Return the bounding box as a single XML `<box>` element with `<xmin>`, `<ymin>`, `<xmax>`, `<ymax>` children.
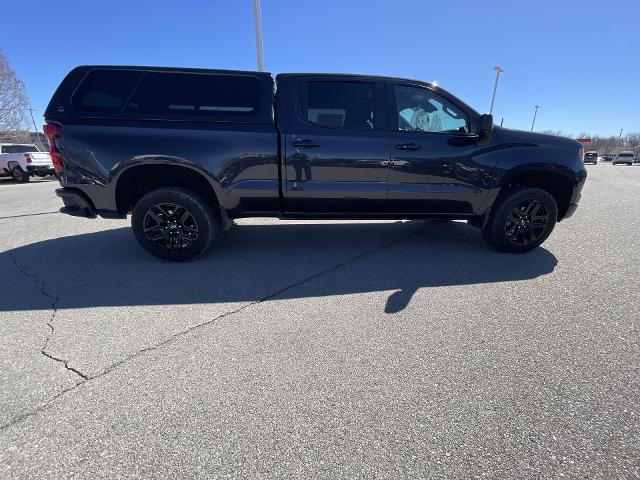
<box><xmin>1</xmin><ymin>144</ymin><xmax>40</xmax><ymax>154</ymax></box>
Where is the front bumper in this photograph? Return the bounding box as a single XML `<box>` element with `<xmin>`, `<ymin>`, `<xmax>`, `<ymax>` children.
<box><xmin>562</xmin><ymin>166</ymin><xmax>586</xmax><ymax>221</ymax></box>
<box><xmin>56</xmin><ymin>188</ymin><xmax>97</xmax><ymax>219</ymax></box>
<box><xmin>563</xmin><ymin>202</ymin><xmax>579</xmax><ymax>219</ymax></box>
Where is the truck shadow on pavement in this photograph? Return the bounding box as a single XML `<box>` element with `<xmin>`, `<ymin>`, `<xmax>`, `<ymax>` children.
<box><xmin>1</xmin><ymin>220</ymin><xmax>557</xmax><ymax>313</ymax></box>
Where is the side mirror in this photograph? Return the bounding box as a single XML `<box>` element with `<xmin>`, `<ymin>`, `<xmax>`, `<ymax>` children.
<box><xmin>477</xmin><ymin>113</ymin><xmax>493</xmax><ymax>145</ymax></box>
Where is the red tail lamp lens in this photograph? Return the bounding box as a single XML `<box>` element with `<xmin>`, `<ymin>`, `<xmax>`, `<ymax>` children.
<box><xmin>43</xmin><ymin>124</ymin><xmax>63</xmax><ymax>173</ymax></box>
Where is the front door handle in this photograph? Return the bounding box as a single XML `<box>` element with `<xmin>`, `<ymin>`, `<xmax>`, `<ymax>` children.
<box><xmin>395</xmin><ymin>143</ymin><xmax>421</xmax><ymax>151</ymax></box>
<box><xmin>291</xmin><ymin>139</ymin><xmax>319</xmax><ymax>148</ymax></box>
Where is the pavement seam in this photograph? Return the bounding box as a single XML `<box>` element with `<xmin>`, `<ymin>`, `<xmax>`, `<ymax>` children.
<box><xmin>0</xmin><ymin>211</ymin><xmax>59</xmax><ymax>220</ymax></box>
<box><xmin>93</xmin><ymin>221</ymin><xmax>430</xmax><ymax>379</ymax></box>
<box><xmin>0</xmin><ymin>221</ymin><xmax>428</xmax><ymax>430</ymax></box>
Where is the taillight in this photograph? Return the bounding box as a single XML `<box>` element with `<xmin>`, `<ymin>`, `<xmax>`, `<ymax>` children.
<box><xmin>43</xmin><ymin>124</ymin><xmax>63</xmax><ymax>173</ymax></box>
<box><xmin>24</xmin><ymin>153</ymin><xmax>32</xmax><ymax>164</ymax></box>
<box><xmin>578</xmin><ymin>147</ymin><xmax>584</xmax><ymax>162</ymax></box>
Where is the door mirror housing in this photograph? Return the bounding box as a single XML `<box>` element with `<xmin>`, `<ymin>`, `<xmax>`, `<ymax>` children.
<box><xmin>477</xmin><ymin>113</ymin><xmax>493</xmax><ymax>145</ymax></box>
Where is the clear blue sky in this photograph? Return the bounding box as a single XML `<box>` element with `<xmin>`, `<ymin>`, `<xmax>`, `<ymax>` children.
<box><xmin>2</xmin><ymin>0</ymin><xmax>638</xmax><ymax>136</ymax></box>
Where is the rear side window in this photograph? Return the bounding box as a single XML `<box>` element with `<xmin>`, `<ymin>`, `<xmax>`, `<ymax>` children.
<box><xmin>125</xmin><ymin>72</ymin><xmax>261</xmax><ymax>117</ymax></box>
<box><xmin>72</xmin><ymin>70</ymin><xmax>141</xmax><ymax>113</ymax></box>
<box><xmin>1</xmin><ymin>145</ymin><xmax>40</xmax><ymax>154</ymax></box>
<box><xmin>303</xmin><ymin>81</ymin><xmax>375</xmax><ymax>130</ymax></box>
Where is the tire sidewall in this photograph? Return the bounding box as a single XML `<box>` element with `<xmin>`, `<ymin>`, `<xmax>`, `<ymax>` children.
<box><xmin>12</xmin><ymin>166</ymin><xmax>29</xmax><ymax>183</ymax></box>
<box><xmin>484</xmin><ymin>187</ymin><xmax>558</xmax><ymax>253</ymax></box>
<box><xmin>131</xmin><ymin>188</ymin><xmax>217</xmax><ymax>261</ymax></box>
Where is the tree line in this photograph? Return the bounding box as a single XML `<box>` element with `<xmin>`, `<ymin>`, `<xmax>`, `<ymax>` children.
<box><xmin>540</xmin><ymin>130</ymin><xmax>640</xmax><ymax>153</ymax></box>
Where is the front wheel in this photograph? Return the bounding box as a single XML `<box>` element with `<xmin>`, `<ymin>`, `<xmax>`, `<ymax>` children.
<box><xmin>482</xmin><ymin>187</ymin><xmax>558</xmax><ymax>253</ymax></box>
<box><xmin>131</xmin><ymin>187</ymin><xmax>218</xmax><ymax>261</ymax></box>
<box><xmin>11</xmin><ymin>166</ymin><xmax>30</xmax><ymax>183</ymax></box>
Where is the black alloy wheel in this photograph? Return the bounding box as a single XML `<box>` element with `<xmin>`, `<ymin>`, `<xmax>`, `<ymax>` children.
<box><xmin>142</xmin><ymin>203</ymin><xmax>199</xmax><ymax>251</ymax></box>
<box><xmin>131</xmin><ymin>187</ymin><xmax>217</xmax><ymax>261</ymax></box>
<box><xmin>503</xmin><ymin>200</ymin><xmax>550</xmax><ymax>246</ymax></box>
<box><xmin>482</xmin><ymin>186</ymin><xmax>557</xmax><ymax>253</ymax></box>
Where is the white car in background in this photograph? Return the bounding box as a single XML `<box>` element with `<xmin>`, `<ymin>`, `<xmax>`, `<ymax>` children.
<box><xmin>613</xmin><ymin>151</ymin><xmax>635</xmax><ymax>166</ymax></box>
<box><xmin>0</xmin><ymin>143</ymin><xmax>54</xmax><ymax>182</ymax></box>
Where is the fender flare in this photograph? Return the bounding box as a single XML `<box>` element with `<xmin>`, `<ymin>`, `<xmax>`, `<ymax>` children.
<box><xmin>110</xmin><ymin>155</ymin><xmax>225</xmax><ymax>204</ymax></box>
<box><xmin>497</xmin><ymin>164</ymin><xmax>578</xmax><ymax>189</ymax></box>
<box><xmin>478</xmin><ymin>164</ymin><xmax>577</xmax><ymax>217</ymax></box>
<box><xmin>110</xmin><ymin>156</ymin><xmax>232</xmax><ymax>226</ymax></box>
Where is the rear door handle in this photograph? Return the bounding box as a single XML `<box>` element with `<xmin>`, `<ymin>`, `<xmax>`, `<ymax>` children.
<box><xmin>395</xmin><ymin>143</ymin><xmax>421</xmax><ymax>151</ymax></box>
<box><xmin>291</xmin><ymin>139</ymin><xmax>319</xmax><ymax>148</ymax></box>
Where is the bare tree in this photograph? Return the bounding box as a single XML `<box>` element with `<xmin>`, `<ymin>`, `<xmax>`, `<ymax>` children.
<box><xmin>539</xmin><ymin>130</ymin><xmax>568</xmax><ymax>137</ymax></box>
<box><xmin>538</xmin><ymin>130</ymin><xmax>640</xmax><ymax>154</ymax></box>
<box><xmin>625</xmin><ymin>133</ymin><xmax>640</xmax><ymax>148</ymax></box>
<box><xmin>573</xmin><ymin>133</ymin><xmax>640</xmax><ymax>154</ymax></box>
<box><xmin>0</xmin><ymin>48</ymin><xmax>30</xmax><ymax>140</ymax></box>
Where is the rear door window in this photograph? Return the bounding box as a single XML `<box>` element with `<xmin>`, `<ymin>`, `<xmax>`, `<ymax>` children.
<box><xmin>302</xmin><ymin>81</ymin><xmax>375</xmax><ymax>131</ymax></box>
<box><xmin>72</xmin><ymin>70</ymin><xmax>141</xmax><ymax>113</ymax></box>
<box><xmin>125</xmin><ymin>72</ymin><xmax>262</xmax><ymax>117</ymax></box>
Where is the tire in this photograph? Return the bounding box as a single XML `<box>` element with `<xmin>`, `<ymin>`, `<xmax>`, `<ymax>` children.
<box><xmin>482</xmin><ymin>186</ymin><xmax>558</xmax><ymax>253</ymax></box>
<box><xmin>11</xmin><ymin>165</ymin><xmax>30</xmax><ymax>183</ymax></box>
<box><xmin>131</xmin><ymin>187</ymin><xmax>218</xmax><ymax>261</ymax></box>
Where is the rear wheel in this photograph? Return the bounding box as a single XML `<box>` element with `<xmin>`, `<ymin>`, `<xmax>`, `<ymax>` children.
<box><xmin>131</xmin><ymin>188</ymin><xmax>218</xmax><ymax>261</ymax></box>
<box><xmin>11</xmin><ymin>165</ymin><xmax>30</xmax><ymax>183</ymax></box>
<box><xmin>482</xmin><ymin>187</ymin><xmax>557</xmax><ymax>253</ymax></box>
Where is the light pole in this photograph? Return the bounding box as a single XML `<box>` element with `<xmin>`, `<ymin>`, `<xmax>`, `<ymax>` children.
<box><xmin>489</xmin><ymin>66</ymin><xmax>504</xmax><ymax>114</ymax></box>
<box><xmin>618</xmin><ymin>128</ymin><xmax>624</xmax><ymax>147</ymax></box>
<box><xmin>530</xmin><ymin>105</ymin><xmax>539</xmax><ymax>132</ymax></box>
<box><xmin>252</xmin><ymin>0</ymin><xmax>265</xmax><ymax>71</ymax></box>
<box><xmin>27</xmin><ymin>108</ymin><xmax>45</xmax><ymax>149</ymax></box>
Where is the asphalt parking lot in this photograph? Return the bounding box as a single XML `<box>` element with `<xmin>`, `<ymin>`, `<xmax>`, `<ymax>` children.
<box><xmin>0</xmin><ymin>165</ymin><xmax>638</xmax><ymax>479</ymax></box>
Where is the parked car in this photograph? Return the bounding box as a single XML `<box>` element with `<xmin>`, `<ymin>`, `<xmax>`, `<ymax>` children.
<box><xmin>613</xmin><ymin>152</ymin><xmax>635</xmax><ymax>165</ymax></box>
<box><xmin>44</xmin><ymin>66</ymin><xmax>587</xmax><ymax>260</ymax></box>
<box><xmin>0</xmin><ymin>144</ymin><xmax>54</xmax><ymax>182</ymax></box>
<box><xmin>583</xmin><ymin>151</ymin><xmax>598</xmax><ymax>164</ymax></box>
<box><xmin>600</xmin><ymin>154</ymin><xmax>613</xmax><ymax>162</ymax></box>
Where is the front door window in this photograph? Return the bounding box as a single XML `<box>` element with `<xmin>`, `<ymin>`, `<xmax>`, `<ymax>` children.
<box><xmin>393</xmin><ymin>85</ymin><xmax>468</xmax><ymax>134</ymax></box>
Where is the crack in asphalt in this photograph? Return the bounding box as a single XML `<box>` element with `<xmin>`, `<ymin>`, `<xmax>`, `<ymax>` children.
<box><xmin>0</xmin><ymin>211</ymin><xmax>59</xmax><ymax>220</ymax></box>
<box><xmin>11</xmin><ymin>257</ymin><xmax>89</xmax><ymax>381</ymax></box>
<box><xmin>0</xmin><ymin>222</ymin><xmax>428</xmax><ymax>430</ymax></box>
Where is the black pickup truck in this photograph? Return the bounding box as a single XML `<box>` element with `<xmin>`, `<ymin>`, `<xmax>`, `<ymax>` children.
<box><xmin>44</xmin><ymin>66</ymin><xmax>586</xmax><ymax>261</ymax></box>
